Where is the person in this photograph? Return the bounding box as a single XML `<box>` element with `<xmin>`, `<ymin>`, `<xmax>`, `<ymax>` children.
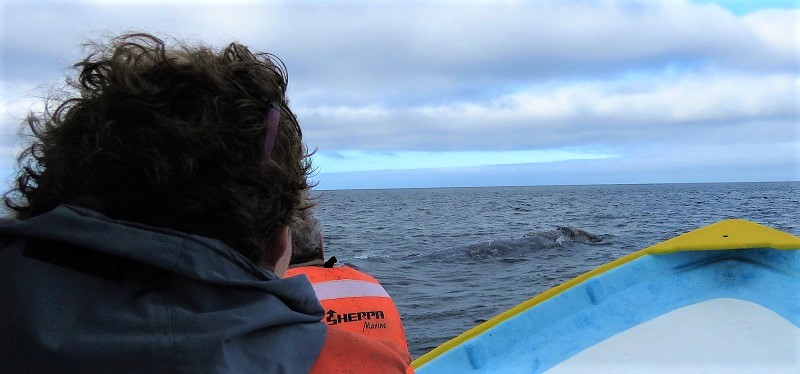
<box><xmin>286</xmin><ymin>202</ymin><xmax>413</xmax><ymax>368</ymax></box>
<box><xmin>289</xmin><ymin>191</ymin><xmax>329</xmax><ymax>268</ymax></box>
<box><xmin>0</xmin><ymin>33</ymin><xmax>410</xmax><ymax>373</ymax></box>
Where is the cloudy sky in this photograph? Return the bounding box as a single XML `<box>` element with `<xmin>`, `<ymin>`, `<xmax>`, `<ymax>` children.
<box><xmin>1</xmin><ymin>0</ymin><xmax>798</xmax><ymax>190</ymax></box>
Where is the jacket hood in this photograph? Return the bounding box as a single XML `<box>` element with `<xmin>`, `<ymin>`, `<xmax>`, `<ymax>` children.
<box><xmin>7</xmin><ymin>205</ymin><xmax>287</xmax><ymax>280</ymax></box>
<box><xmin>0</xmin><ymin>205</ymin><xmax>327</xmax><ymax>373</ymax></box>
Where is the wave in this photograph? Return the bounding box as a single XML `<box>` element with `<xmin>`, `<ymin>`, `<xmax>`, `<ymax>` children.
<box><xmin>352</xmin><ymin>251</ymin><xmax>393</xmax><ymax>260</ymax></box>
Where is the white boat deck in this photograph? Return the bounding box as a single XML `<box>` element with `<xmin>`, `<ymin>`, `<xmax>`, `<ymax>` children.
<box><xmin>547</xmin><ymin>298</ymin><xmax>800</xmax><ymax>374</ymax></box>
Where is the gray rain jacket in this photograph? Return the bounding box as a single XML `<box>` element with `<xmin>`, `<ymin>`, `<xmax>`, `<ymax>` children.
<box><xmin>0</xmin><ymin>205</ymin><xmax>326</xmax><ymax>373</ymax></box>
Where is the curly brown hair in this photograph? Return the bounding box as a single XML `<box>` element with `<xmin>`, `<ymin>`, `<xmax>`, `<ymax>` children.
<box><xmin>5</xmin><ymin>33</ymin><xmax>312</xmax><ymax>266</ymax></box>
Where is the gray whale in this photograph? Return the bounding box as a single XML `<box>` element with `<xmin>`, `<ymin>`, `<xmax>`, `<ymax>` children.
<box><xmin>525</xmin><ymin>226</ymin><xmax>603</xmax><ymax>244</ymax></box>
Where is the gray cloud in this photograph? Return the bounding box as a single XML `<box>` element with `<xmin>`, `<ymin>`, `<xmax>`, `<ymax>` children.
<box><xmin>2</xmin><ymin>1</ymin><xmax>795</xmax><ymax>95</ymax></box>
<box><xmin>272</xmin><ymin>2</ymin><xmax>797</xmax><ymax>106</ymax></box>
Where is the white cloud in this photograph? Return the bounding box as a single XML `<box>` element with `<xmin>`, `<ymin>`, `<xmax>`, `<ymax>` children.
<box><xmin>3</xmin><ymin>1</ymin><xmax>796</xmax><ymax>97</ymax></box>
<box><xmin>298</xmin><ymin>72</ymin><xmax>798</xmax><ymax>151</ymax></box>
<box><xmin>1</xmin><ymin>0</ymin><xmax>797</xmax><ymax>185</ymax></box>
<box><xmin>313</xmin><ymin>140</ymin><xmax>800</xmax><ymax>189</ymax></box>
<box><xmin>0</xmin><ymin>80</ymin><xmax>58</xmax><ymax>147</ymax></box>
<box><xmin>313</xmin><ymin>148</ymin><xmax>617</xmax><ymax>173</ymax></box>
<box><xmin>741</xmin><ymin>9</ymin><xmax>800</xmax><ymax>65</ymax></box>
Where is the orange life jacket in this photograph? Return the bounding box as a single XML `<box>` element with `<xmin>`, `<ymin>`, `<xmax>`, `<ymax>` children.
<box><xmin>286</xmin><ymin>265</ymin><xmax>414</xmax><ymax>373</ymax></box>
<box><xmin>310</xmin><ymin>326</ymin><xmax>410</xmax><ymax>374</ymax></box>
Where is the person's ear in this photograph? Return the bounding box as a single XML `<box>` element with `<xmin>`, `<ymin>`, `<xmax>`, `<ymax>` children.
<box><xmin>261</xmin><ymin>226</ymin><xmax>292</xmax><ymax>277</ymax></box>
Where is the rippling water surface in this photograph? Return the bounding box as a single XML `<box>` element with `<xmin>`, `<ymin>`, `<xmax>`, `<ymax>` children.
<box><xmin>311</xmin><ymin>182</ymin><xmax>799</xmax><ymax>358</ymax></box>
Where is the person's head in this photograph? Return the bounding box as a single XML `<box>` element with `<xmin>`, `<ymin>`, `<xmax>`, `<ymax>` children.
<box><xmin>5</xmin><ymin>33</ymin><xmax>312</xmax><ymax>273</ymax></box>
<box><xmin>290</xmin><ymin>193</ymin><xmax>324</xmax><ymax>267</ymax></box>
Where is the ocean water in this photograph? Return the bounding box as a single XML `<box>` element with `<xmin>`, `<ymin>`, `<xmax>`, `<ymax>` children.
<box><xmin>310</xmin><ymin>182</ymin><xmax>799</xmax><ymax>358</ymax></box>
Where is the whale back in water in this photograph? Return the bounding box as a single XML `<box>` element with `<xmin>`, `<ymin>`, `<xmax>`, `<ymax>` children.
<box><xmin>424</xmin><ymin>226</ymin><xmax>604</xmax><ymax>261</ymax></box>
<box><xmin>526</xmin><ymin>226</ymin><xmax>603</xmax><ymax>244</ymax></box>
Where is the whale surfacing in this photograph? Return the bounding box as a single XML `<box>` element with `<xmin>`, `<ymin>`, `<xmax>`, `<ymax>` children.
<box><xmin>526</xmin><ymin>226</ymin><xmax>603</xmax><ymax>244</ymax></box>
